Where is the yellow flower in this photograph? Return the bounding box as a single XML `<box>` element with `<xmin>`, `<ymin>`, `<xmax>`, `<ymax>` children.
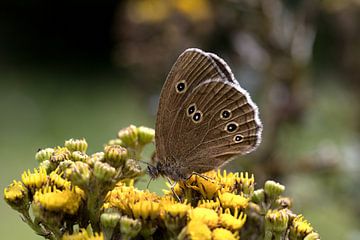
<box><xmin>4</xmin><ymin>180</ymin><xmax>29</xmax><ymax>210</ymax></box>
<box><xmin>290</xmin><ymin>215</ymin><xmax>314</xmax><ymax>237</ymax></box>
<box><xmin>219</xmin><ymin>208</ymin><xmax>247</xmax><ymax>231</ymax></box>
<box><xmin>197</xmin><ymin>199</ymin><xmax>221</xmax><ymax>210</ymax></box>
<box><xmin>49</xmin><ymin>171</ymin><xmax>72</xmax><ymax>189</ymax></box>
<box><xmin>212</xmin><ymin>228</ymin><xmax>239</xmax><ymax>240</ymax></box>
<box><xmin>117</xmin><ymin>125</ymin><xmax>139</xmax><ymax>148</ymax></box>
<box><xmin>217</xmin><ymin>170</ymin><xmax>238</xmax><ymax>193</ymax></box>
<box><xmin>218</xmin><ymin>192</ymin><xmax>249</xmax><ymax>210</ymax></box>
<box><xmin>236</xmin><ymin>172</ymin><xmax>255</xmax><ymax>196</ymax></box>
<box><xmin>33</xmin><ymin>186</ymin><xmax>83</xmax><ymax>214</ymax></box>
<box><xmin>104</xmin><ymin>183</ymin><xmax>159</xmax><ymax>216</ymax></box>
<box><xmin>189</xmin><ymin>207</ymin><xmax>219</xmax><ymax>228</ymax></box>
<box><xmin>21</xmin><ymin>167</ymin><xmax>48</xmax><ymax>191</ymax></box>
<box><xmin>162</xmin><ymin>202</ymin><xmax>191</xmax><ymax>219</ymax></box>
<box><xmin>131</xmin><ymin>200</ymin><xmax>160</xmax><ymax>220</ymax></box>
<box><xmin>178</xmin><ymin>220</ymin><xmax>212</xmax><ymax>240</ymax></box>
<box><xmin>62</xmin><ymin>228</ymin><xmax>103</xmax><ymax>240</ymax></box>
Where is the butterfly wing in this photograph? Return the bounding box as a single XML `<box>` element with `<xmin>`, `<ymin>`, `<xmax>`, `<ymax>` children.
<box><xmin>156</xmin><ymin>48</ymin><xmax>236</xmax><ymax>165</ymax></box>
<box><xmin>166</xmin><ymin>79</ymin><xmax>262</xmax><ymax>176</ymax></box>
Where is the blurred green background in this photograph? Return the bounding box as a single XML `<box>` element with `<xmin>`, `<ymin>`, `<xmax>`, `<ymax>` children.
<box><xmin>1</xmin><ymin>0</ymin><xmax>359</xmax><ymax>239</ymax></box>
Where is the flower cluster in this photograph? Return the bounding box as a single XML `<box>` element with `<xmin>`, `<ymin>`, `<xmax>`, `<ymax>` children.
<box><xmin>4</xmin><ymin>125</ymin><xmax>320</xmax><ymax>240</ymax></box>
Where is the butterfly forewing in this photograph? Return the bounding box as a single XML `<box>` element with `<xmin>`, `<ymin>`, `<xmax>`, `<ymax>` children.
<box><xmin>156</xmin><ymin>49</ymin><xmax>236</xmax><ymax>164</ymax></box>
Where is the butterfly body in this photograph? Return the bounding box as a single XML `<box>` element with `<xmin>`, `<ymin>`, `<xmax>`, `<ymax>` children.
<box><xmin>151</xmin><ymin>48</ymin><xmax>262</xmax><ymax>181</ymax></box>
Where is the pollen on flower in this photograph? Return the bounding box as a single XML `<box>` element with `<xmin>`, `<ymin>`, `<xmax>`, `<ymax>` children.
<box><xmin>212</xmin><ymin>227</ymin><xmax>239</xmax><ymax>240</ymax></box>
<box><xmin>162</xmin><ymin>202</ymin><xmax>191</xmax><ymax>219</ymax></box>
<box><xmin>33</xmin><ymin>186</ymin><xmax>83</xmax><ymax>214</ymax></box>
<box><xmin>4</xmin><ymin>180</ymin><xmax>27</xmax><ymax>203</ymax></box>
<box><xmin>130</xmin><ymin>200</ymin><xmax>160</xmax><ymax>220</ymax></box>
<box><xmin>189</xmin><ymin>207</ymin><xmax>219</xmax><ymax>228</ymax></box>
<box><xmin>217</xmin><ymin>170</ymin><xmax>238</xmax><ymax>193</ymax></box>
<box><xmin>218</xmin><ymin>192</ymin><xmax>249</xmax><ymax>210</ymax></box>
<box><xmin>219</xmin><ymin>208</ymin><xmax>247</xmax><ymax>231</ymax></box>
<box><xmin>197</xmin><ymin>199</ymin><xmax>221</xmax><ymax>210</ymax></box>
<box><xmin>178</xmin><ymin>220</ymin><xmax>212</xmax><ymax>240</ymax></box>
<box><xmin>290</xmin><ymin>215</ymin><xmax>314</xmax><ymax>237</ymax></box>
<box><xmin>21</xmin><ymin>167</ymin><xmax>48</xmax><ymax>191</ymax></box>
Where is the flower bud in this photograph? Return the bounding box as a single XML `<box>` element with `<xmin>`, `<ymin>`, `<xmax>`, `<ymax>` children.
<box><xmin>64</xmin><ymin>138</ymin><xmax>88</xmax><ymax>153</ymax></box>
<box><xmin>35</xmin><ymin>148</ymin><xmax>54</xmax><ymax>162</ymax></box>
<box><xmin>122</xmin><ymin>158</ymin><xmax>142</xmax><ymax>179</ymax></box>
<box><xmin>137</xmin><ymin>126</ymin><xmax>155</xmax><ymax>145</ymax></box>
<box><xmin>50</xmin><ymin>147</ymin><xmax>71</xmax><ymax>163</ymax></box>
<box><xmin>104</xmin><ymin>145</ymin><xmax>128</xmax><ymax>167</ymax></box>
<box><xmin>108</xmin><ymin>138</ymin><xmax>124</xmax><ymax>146</ymax></box>
<box><xmin>251</xmin><ymin>189</ymin><xmax>265</xmax><ymax>203</ymax></box>
<box><xmin>67</xmin><ymin>161</ymin><xmax>91</xmax><ymax>186</ymax></box>
<box><xmin>265</xmin><ymin>209</ymin><xmax>289</xmax><ymax>233</ymax></box>
<box><xmin>100</xmin><ymin>211</ymin><xmax>121</xmax><ymax>228</ymax></box>
<box><xmin>119</xmin><ymin>216</ymin><xmax>142</xmax><ymax>239</ymax></box>
<box><xmin>264</xmin><ymin>180</ymin><xmax>285</xmax><ymax>199</ymax></box>
<box><xmin>94</xmin><ymin>161</ymin><xmax>116</xmax><ymax>182</ymax></box>
<box><xmin>72</xmin><ymin>151</ymin><xmax>89</xmax><ymax>162</ymax></box>
<box><xmin>117</xmin><ymin>125</ymin><xmax>138</xmax><ymax>148</ymax></box>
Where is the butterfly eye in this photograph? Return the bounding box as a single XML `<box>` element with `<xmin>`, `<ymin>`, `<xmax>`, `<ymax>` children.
<box><xmin>225</xmin><ymin>122</ymin><xmax>238</xmax><ymax>133</ymax></box>
<box><xmin>220</xmin><ymin>109</ymin><xmax>232</xmax><ymax>119</ymax></box>
<box><xmin>192</xmin><ymin>111</ymin><xmax>203</xmax><ymax>123</ymax></box>
<box><xmin>233</xmin><ymin>134</ymin><xmax>244</xmax><ymax>143</ymax></box>
<box><xmin>187</xmin><ymin>104</ymin><xmax>196</xmax><ymax>116</ymax></box>
<box><xmin>175</xmin><ymin>80</ymin><xmax>187</xmax><ymax>93</ymax></box>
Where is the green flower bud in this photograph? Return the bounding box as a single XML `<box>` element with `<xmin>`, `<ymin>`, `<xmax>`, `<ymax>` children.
<box><xmin>66</xmin><ymin>161</ymin><xmax>91</xmax><ymax>186</ymax></box>
<box><xmin>117</xmin><ymin>125</ymin><xmax>138</xmax><ymax>148</ymax></box>
<box><xmin>87</xmin><ymin>152</ymin><xmax>104</xmax><ymax>167</ymax></box>
<box><xmin>137</xmin><ymin>126</ymin><xmax>155</xmax><ymax>145</ymax></box>
<box><xmin>50</xmin><ymin>147</ymin><xmax>71</xmax><ymax>163</ymax></box>
<box><xmin>104</xmin><ymin>145</ymin><xmax>128</xmax><ymax>167</ymax></box>
<box><xmin>72</xmin><ymin>151</ymin><xmax>89</xmax><ymax>162</ymax></box>
<box><xmin>65</xmin><ymin>138</ymin><xmax>88</xmax><ymax>153</ymax></box>
<box><xmin>122</xmin><ymin>158</ymin><xmax>142</xmax><ymax>179</ymax></box>
<box><xmin>119</xmin><ymin>216</ymin><xmax>142</xmax><ymax>239</ymax></box>
<box><xmin>35</xmin><ymin>148</ymin><xmax>54</xmax><ymax>162</ymax></box>
<box><xmin>39</xmin><ymin>160</ymin><xmax>56</xmax><ymax>173</ymax></box>
<box><xmin>108</xmin><ymin>138</ymin><xmax>124</xmax><ymax>146</ymax></box>
<box><xmin>101</xmin><ymin>211</ymin><xmax>122</xmax><ymax>228</ymax></box>
<box><xmin>265</xmin><ymin>209</ymin><xmax>289</xmax><ymax>234</ymax></box>
<box><xmin>251</xmin><ymin>189</ymin><xmax>265</xmax><ymax>204</ymax></box>
<box><xmin>94</xmin><ymin>161</ymin><xmax>116</xmax><ymax>181</ymax></box>
<box><xmin>264</xmin><ymin>180</ymin><xmax>285</xmax><ymax>199</ymax></box>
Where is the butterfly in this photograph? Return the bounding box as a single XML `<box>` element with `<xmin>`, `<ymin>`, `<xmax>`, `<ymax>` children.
<box><xmin>148</xmin><ymin>48</ymin><xmax>262</xmax><ymax>183</ymax></box>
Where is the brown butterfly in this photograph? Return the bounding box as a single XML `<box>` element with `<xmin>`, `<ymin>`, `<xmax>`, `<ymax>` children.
<box><xmin>148</xmin><ymin>48</ymin><xmax>262</xmax><ymax>184</ymax></box>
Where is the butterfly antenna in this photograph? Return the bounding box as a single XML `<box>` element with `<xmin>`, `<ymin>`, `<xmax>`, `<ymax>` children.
<box><xmin>146</xmin><ymin>177</ymin><xmax>153</xmax><ymax>189</ymax></box>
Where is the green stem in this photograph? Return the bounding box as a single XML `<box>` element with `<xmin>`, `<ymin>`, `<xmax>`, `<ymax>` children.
<box><xmin>21</xmin><ymin>210</ymin><xmax>56</xmax><ymax>240</ymax></box>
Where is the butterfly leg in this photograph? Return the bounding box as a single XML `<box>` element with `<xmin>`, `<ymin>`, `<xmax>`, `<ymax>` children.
<box><xmin>166</xmin><ymin>177</ymin><xmax>181</xmax><ymax>202</ymax></box>
<box><xmin>188</xmin><ymin>172</ymin><xmax>216</xmax><ymax>183</ymax></box>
